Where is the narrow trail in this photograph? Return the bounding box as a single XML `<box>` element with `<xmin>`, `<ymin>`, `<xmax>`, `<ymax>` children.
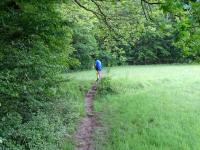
<box><xmin>75</xmin><ymin>83</ymin><xmax>97</xmax><ymax>150</ymax></box>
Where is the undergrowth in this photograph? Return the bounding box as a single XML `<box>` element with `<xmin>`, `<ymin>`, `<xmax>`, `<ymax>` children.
<box><xmin>96</xmin><ymin>76</ymin><xmax>116</xmax><ymax>96</ymax></box>
<box><xmin>0</xmin><ymin>80</ymin><xmax>89</xmax><ymax>150</ymax></box>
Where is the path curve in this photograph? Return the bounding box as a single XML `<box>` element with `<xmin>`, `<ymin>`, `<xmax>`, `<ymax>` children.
<box><xmin>75</xmin><ymin>83</ymin><xmax>97</xmax><ymax>150</ymax></box>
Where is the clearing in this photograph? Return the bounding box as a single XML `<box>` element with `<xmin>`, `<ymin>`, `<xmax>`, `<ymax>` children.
<box><xmin>71</xmin><ymin>65</ymin><xmax>200</xmax><ymax>150</ymax></box>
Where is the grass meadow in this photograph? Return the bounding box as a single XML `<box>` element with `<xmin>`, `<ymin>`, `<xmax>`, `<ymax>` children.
<box><xmin>70</xmin><ymin>65</ymin><xmax>200</xmax><ymax>150</ymax></box>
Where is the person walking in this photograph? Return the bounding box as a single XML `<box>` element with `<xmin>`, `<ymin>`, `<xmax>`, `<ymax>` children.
<box><xmin>95</xmin><ymin>59</ymin><xmax>102</xmax><ymax>81</ymax></box>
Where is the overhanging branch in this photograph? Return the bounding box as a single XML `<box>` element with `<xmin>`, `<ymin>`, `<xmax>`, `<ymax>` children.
<box><xmin>141</xmin><ymin>0</ymin><xmax>164</xmax><ymax>5</ymax></box>
<box><xmin>140</xmin><ymin>0</ymin><xmax>163</xmax><ymax>20</ymax></box>
<box><xmin>73</xmin><ymin>0</ymin><xmax>119</xmax><ymax>37</ymax></box>
<box><xmin>73</xmin><ymin>0</ymin><xmax>101</xmax><ymax>20</ymax></box>
<box><xmin>90</xmin><ymin>0</ymin><xmax>114</xmax><ymax>33</ymax></box>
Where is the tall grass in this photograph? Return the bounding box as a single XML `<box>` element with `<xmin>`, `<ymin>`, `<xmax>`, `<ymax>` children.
<box><xmin>91</xmin><ymin>65</ymin><xmax>200</xmax><ymax>150</ymax></box>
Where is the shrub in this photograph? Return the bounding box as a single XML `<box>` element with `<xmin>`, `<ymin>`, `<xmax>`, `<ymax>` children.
<box><xmin>96</xmin><ymin>76</ymin><xmax>115</xmax><ymax>95</ymax></box>
<box><xmin>0</xmin><ymin>80</ymin><xmax>85</xmax><ymax>150</ymax></box>
<box><xmin>0</xmin><ymin>1</ymin><xmax>83</xmax><ymax>149</ymax></box>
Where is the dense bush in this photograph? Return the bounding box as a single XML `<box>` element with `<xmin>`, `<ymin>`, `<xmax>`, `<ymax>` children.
<box><xmin>0</xmin><ymin>1</ymin><xmax>83</xmax><ymax>149</ymax></box>
<box><xmin>128</xmin><ymin>32</ymin><xmax>184</xmax><ymax>64</ymax></box>
<box><xmin>71</xmin><ymin>25</ymin><xmax>98</xmax><ymax>70</ymax></box>
<box><xmin>0</xmin><ymin>80</ymin><xmax>85</xmax><ymax>150</ymax></box>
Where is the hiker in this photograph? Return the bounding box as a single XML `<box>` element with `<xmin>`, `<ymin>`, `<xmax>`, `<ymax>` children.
<box><xmin>95</xmin><ymin>59</ymin><xmax>102</xmax><ymax>81</ymax></box>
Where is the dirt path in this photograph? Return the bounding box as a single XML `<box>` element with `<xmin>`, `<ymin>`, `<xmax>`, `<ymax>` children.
<box><xmin>75</xmin><ymin>83</ymin><xmax>97</xmax><ymax>150</ymax></box>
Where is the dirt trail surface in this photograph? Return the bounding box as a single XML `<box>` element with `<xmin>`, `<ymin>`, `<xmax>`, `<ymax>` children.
<box><xmin>75</xmin><ymin>83</ymin><xmax>97</xmax><ymax>150</ymax></box>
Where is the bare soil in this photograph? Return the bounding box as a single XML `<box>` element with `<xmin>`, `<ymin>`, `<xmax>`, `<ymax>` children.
<box><xmin>75</xmin><ymin>83</ymin><xmax>97</xmax><ymax>150</ymax></box>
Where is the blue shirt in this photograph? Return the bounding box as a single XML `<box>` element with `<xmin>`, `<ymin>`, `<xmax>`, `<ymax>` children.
<box><xmin>95</xmin><ymin>60</ymin><xmax>102</xmax><ymax>70</ymax></box>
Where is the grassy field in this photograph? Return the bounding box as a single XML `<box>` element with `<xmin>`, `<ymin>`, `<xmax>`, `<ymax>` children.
<box><xmin>70</xmin><ymin>65</ymin><xmax>200</xmax><ymax>150</ymax></box>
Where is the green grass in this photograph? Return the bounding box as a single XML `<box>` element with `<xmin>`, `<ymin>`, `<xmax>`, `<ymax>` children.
<box><xmin>70</xmin><ymin>65</ymin><xmax>200</xmax><ymax>150</ymax></box>
<box><xmin>59</xmin><ymin>79</ymin><xmax>91</xmax><ymax>150</ymax></box>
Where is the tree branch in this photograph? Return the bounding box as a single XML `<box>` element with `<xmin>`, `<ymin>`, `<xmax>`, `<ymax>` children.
<box><xmin>141</xmin><ymin>0</ymin><xmax>164</xmax><ymax>5</ymax></box>
<box><xmin>90</xmin><ymin>0</ymin><xmax>114</xmax><ymax>32</ymax></box>
<box><xmin>141</xmin><ymin>0</ymin><xmax>149</xmax><ymax>20</ymax></box>
<box><xmin>73</xmin><ymin>0</ymin><xmax>135</xmax><ymax>43</ymax></box>
<box><xmin>73</xmin><ymin>0</ymin><xmax>101</xmax><ymax>20</ymax></box>
<box><xmin>74</xmin><ymin>0</ymin><xmax>122</xmax><ymax>38</ymax></box>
